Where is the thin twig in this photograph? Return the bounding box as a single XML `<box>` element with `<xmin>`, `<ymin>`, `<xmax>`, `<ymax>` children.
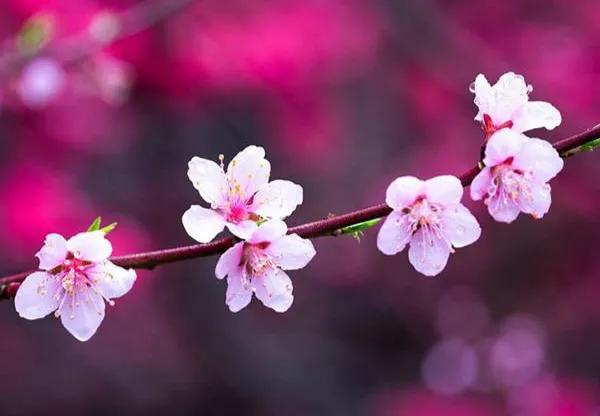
<box><xmin>1</xmin><ymin>123</ymin><xmax>599</xmax><ymax>299</ymax></box>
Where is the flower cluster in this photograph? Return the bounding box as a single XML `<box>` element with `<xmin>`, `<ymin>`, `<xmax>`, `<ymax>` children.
<box><xmin>13</xmin><ymin>72</ymin><xmax>566</xmax><ymax>340</ymax></box>
<box><xmin>183</xmin><ymin>145</ymin><xmax>316</xmax><ymax>313</ymax></box>
<box><xmin>377</xmin><ymin>72</ymin><xmax>563</xmax><ymax>274</ymax></box>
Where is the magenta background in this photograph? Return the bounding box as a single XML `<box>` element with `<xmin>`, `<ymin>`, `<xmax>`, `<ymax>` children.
<box><xmin>1</xmin><ymin>1</ymin><xmax>600</xmax><ymax>415</ymax></box>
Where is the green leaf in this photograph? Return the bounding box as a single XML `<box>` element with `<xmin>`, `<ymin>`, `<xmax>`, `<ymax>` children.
<box><xmin>99</xmin><ymin>222</ymin><xmax>118</xmax><ymax>235</ymax></box>
<box><xmin>339</xmin><ymin>218</ymin><xmax>382</xmax><ymax>241</ymax></box>
<box><xmin>562</xmin><ymin>136</ymin><xmax>600</xmax><ymax>157</ymax></box>
<box><xmin>581</xmin><ymin>137</ymin><xmax>600</xmax><ymax>152</ymax></box>
<box><xmin>87</xmin><ymin>216</ymin><xmax>102</xmax><ymax>232</ymax></box>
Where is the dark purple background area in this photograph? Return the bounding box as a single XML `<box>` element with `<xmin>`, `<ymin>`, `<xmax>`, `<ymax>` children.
<box><xmin>0</xmin><ymin>1</ymin><xmax>599</xmax><ymax>414</ymax></box>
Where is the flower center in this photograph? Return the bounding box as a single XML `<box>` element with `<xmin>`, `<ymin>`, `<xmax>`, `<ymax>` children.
<box><xmin>243</xmin><ymin>244</ymin><xmax>273</xmax><ymax>279</ymax></box>
<box><xmin>400</xmin><ymin>198</ymin><xmax>455</xmax><ymax>258</ymax></box>
<box><xmin>488</xmin><ymin>163</ymin><xmax>533</xmax><ymax>205</ymax></box>
<box><xmin>49</xmin><ymin>253</ymin><xmax>109</xmax><ymax>319</ymax></box>
<box><xmin>227</xmin><ymin>203</ymin><xmax>249</xmax><ymax>223</ymax></box>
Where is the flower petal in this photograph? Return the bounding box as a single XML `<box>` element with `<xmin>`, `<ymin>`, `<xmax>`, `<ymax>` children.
<box><xmin>512</xmin><ymin>101</ymin><xmax>561</xmax><ymax>133</ymax></box>
<box><xmin>252</xmin><ymin>180</ymin><xmax>303</xmax><ymax>219</ymax></box>
<box><xmin>265</xmin><ymin>234</ymin><xmax>316</xmax><ymax>270</ymax></box>
<box><xmin>483</xmin><ymin>129</ymin><xmax>527</xmax><ymax>166</ymax></box>
<box><xmin>225</xmin><ymin>267</ymin><xmax>252</xmax><ymax>313</ymax></box>
<box><xmin>408</xmin><ymin>227</ymin><xmax>451</xmax><ymax>277</ymax></box>
<box><xmin>252</xmin><ymin>268</ymin><xmax>293</xmax><ymax>313</ymax></box>
<box><xmin>248</xmin><ymin>219</ymin><xmax>288</xmax><ymax>244</ymax></box>
<box><xmin>425</xmin><ymin>175</ymin><xmax>463</xmax><ymax>205</ymax></box>
<box><xmin>470</xmin><ymin>167</ymin><xmax>493</xmax><ymax>201</ymax></box>
<box><xmin>441</xmin><ymin>204</ymin><xmax>481</xmax><ymax>248</ymax></box>
<box><xmin>486</xmin><ymin>193</ymin><xmax>521</xmax><ymax>224</ymax></box>
<box><xmin>512</xmin><ymin>138</ymin><xmax>564</xmax><ymax>184</ymax></box>
<box><xmin>226</xmin><ymin>220</ymin><xmax>259</xmax><ymax>240</ymax></box>
<box><xmin>226</xmin><ymin>145</ymin><xmax>271</xmax><ymax>199</ymax></box>
<box><xmin>215</xmin><ymin>242</ymin><xmax>244</xmax><ymax>280</ymax></box>
<box><xmin>376</xmin><ymin>211</ymin><xmax>413</xmax><ymax>255</ymax></box>
<box><xmin>182</xmin><ymin>205</ymin><xmax>226</xmax><ymax>243</ymax></box>
<box><xmin>67</xmin><ymin>231</ymin><xmax>112</xmax><ymax>263</ymax></box>
<box><xmin>518</xmin><ymin>183</ymin><xmax>552</xmax><ymax>219</ymax></box>
<box><xmin>489</xmin><ymin>72</ymin><xmax>531</xmax><ymax>124</ymax></box>
<box><xmin>187</xmin><ymin>156</ymin><xmax>227</xmax><ymax>206</ymax></box>
<box><xmin>87</xmin><ymin>261</ymin><xmax>136</xmax><ymax>300</ymax></box>
<box><xmin>15</xmin><ymin>271</ymin><xmax>60</xmax><ymax>319</ymax></box>
<box><xmin>60</xmin><ymin>289</ymin><xmax>105</xmax><ymax>342</ymax></box>
<box><xmin>35</xmin><ymin>233</ymin><xmax>68</xmax><ymax>270</ymax></box>
<box><xmin>472</xmin><ymin>73</ymin><xmax>494</xmax><ymax>122</ymax></box>
<box><xmin>385</xmin><ymin>176</ymin><xmax>424</xmax><ymax>210</ymax></box>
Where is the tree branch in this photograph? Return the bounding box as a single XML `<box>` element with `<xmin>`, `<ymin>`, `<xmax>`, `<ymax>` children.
<box><xmin>1</xmin><ymin>123</ymin><xmax>599</xmax><ymax>299</ymax></box>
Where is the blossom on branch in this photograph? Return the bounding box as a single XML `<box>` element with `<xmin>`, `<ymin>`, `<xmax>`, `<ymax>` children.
<box><xmin>15</xmin><ymin>230</ymin><xmax>136</xmax><ymax>341</ymax></box>
<box><xmin>215</xmin><ymin>219</ymin><xmax>316</xmax><ymax>313</ymax></box>
<box><xmin>470</xmin><ymin>129</ymin><xmax>564</xmax><ymax>223</ymax></box>
<box><xmin>183</xmin><ymin>145</ymin><xmax>303</xmax><ymax>242</ymax></box>
<box><xmin>472</xmin><ymin>72</ymin><xmax>561</xmax><ymax>137</ymax></box>
<box><xmin>377</xmin><ymin>175</ymin><xmax>481</xmax><ymax>276</ymax></box>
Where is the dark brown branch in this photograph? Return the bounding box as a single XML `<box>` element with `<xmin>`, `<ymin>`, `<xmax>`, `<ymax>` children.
<box><xmin>1</xmin><ymin>123</ymin><xmax>599</xmax><ymax>299</ymax></box>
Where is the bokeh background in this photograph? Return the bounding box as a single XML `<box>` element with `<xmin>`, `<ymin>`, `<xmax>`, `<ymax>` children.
<box><xmin>0</xmin><ymin>0</ymin><xmax>599</xmax><ymax>415</ymax></box>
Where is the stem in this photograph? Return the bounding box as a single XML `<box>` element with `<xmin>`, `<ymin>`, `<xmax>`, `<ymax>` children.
<box><xmin>1</xmin><ymin>124</ymin><xmax>600</xmax><ymax>299</ymax></box>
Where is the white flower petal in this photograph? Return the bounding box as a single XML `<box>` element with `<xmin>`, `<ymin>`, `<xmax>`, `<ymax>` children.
<box><xmin>486</xmin><ymin>193</ymin><xmax>521</xmax><ymax>224</ymax></box>
<box><xmin>215</xmin><ymin>242</ymin><xmax>244</xmax><ymax>280</ymax></box>
<box><xmin>87</xmin><ymin>261</ymin><xmax>136</xmax><ymax>300</ymax></box>
<box><xmin>488</xmin><ymin>72</ymin><xmax>531</xmax><ymax>124</ymax></box>
<box><xmin>441</xmin><ymin>204</ymin><xmax>481</xmax><ymax>248</ymax></box>
<box><xmin>35</xmin><ymin>233</ymin><xmax>68</xmax><ymax>271</ymax></box>
<box><xmin>182</xmin><ymin>205</ymin><xmax>226</xmax><ymax>243</ymax></box>
<box><xmin>226</xmin><ymin>145</ymin><xmax>271</xmax><ymax>199</ymax></box>
<box><xmin>265</xmin><ymin>234</ymin><xmax>316</xmax><ymax>270</ymax></box>
<box><xmin>187</xmin><ymin>156</ymin><xmax>227</xmax><ymax>206</ymax></box>
<box><xmin>408</xmin><ymin>227</ymin><xmax>451</xmax><ymax>277</ymax></box>
<box><xmin>483</xmin><ymin>129</ymin><xmax>528</xmax><ymax>166</ymax></box>
<box><xmin>513</xmin><ymin>138</ymin><xmax>564</xmax><ymax>184</ymax></box>
<box><xmin>470</xmin><ymin>167</ymin><xmax>493</xmax><ymax>201</ymax></box>
<box><xmin>225</xmin><ymin>267</ymin><xmax>252</xmax><ymax>313</ymax></box>
<box><xmin>385</xmin><ymin>176</ymin><xmax>424</xmax><ymax>210</ymax></box>
<box><xmin>472</xmin><ymin>73</ymin><xmax>494</xmax><ymax>122</ymax></box>
<box><xmin>248</xmin><ymin>219</ymin><xmax>287</xmax><ymax>244</ymax></box>
<box><xmin>425</xmin><ymin>175</ymin><xmax>463</xmax><ymax>205</ymax></box>
<box><xmin>512</xmin><ymin>101</ymin><xmax>562</xmax><ymax>133</ymax></box>
<box><xmin>15</xmin><ymin>271</ymin><xmax>60</xmax><ymax>319</ymax></box>
<box><xmin>67</xmin><ymin>231</ymin><xmax>112</xmax><ymax>263</ymax></box>
<box><xmin>518</xmin><ymin>184</ymin><xmax>552</xmax><ymax>219</ymax></box>
<box><xmin>226</xmin><ymin>220</ymin><xmax>259</xmax><ymax>240</ymax></box>
<box><xmin>252</xmin><ymin>180</ymin><xmax>303</xmax><ymax>219</ymax></box>
<box><xmin>376</xmin><ymin>211</ymin><xmax>413</xmax><ymax>255</ymax></box>
<box><xmin>252</xmin><ymin>268</ymin><xmax>294</xmax><ymax>313</ymax></box>
<box><xmin>60</xmin><ymin>289</ymin><xmax>105</xmax><ymax>342</ymax></box>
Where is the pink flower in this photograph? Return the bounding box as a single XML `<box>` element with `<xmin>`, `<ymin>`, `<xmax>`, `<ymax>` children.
<box><xmin>183</xmin><ymin>145</ymin><xmax>303</xmax><ymax>242</ymax></box>
<box><xmin>215</xmin><ymin>219</ymin><xmax>316</xmax><ymax>313</ymax></box>
<box><xmin>377</xmin><ymin>175</ymin><xmax>481</xmax><ymax>276</ymax></box>
<box><xmin>472</xmin><ymin>72</ymin><xmax>561</xmax><ymax>137</ymax></box>
<box><xmin>15</xmin><ymin>231</ymin><xmax>136</xmax><ymax>341</ymax></box>
<box><xmin>470</xmin><ymin>129</ymin><xmax>564</xmax><ymax>223</ymax></box>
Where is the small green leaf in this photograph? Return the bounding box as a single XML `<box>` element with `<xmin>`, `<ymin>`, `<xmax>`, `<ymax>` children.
<box><xmin>339</xmin><ymin>218</ymin><xmax>382</xmax><ymax>241</ymax></box>
<box><xmin>562</xmin><ymin>137</ymin><xmax>600</xmax><ymax>157</ymax></box>
<box><xmin>100</xmin><ymin>222</ymin><xmax>118</xmax><ymax>234</ymax></box>
<box><xmin>87</xmin><ymin>216</ymin><xmax>102</xmax><ymax>232</ymax></box>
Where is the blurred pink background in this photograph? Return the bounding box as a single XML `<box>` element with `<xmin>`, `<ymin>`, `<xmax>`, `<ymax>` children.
<box><xmin>0</xmin><ymin>0</ymin><xmax>599</xmax><ymax>414</ymax></box>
